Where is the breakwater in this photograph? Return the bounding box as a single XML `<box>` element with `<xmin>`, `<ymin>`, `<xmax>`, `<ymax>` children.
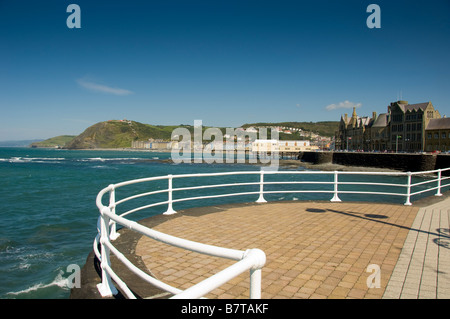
<box><xmin>298</xmin><ymin>151</ymin><xmax>450</xmax><ymax>173</ymax></box>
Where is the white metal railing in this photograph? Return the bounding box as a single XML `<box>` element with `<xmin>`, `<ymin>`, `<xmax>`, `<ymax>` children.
<box><xmin>94</xmin><ymin>167</ymin><xmax>450</xmax><ymax>299</ymax></box>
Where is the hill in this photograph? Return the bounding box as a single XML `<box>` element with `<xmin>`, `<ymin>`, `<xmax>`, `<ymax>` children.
<box><xmin>30</xmin><ymin>135</ymin><xmax>76</xmax><ymax>148</ymax></box>
<box><xmin>64</xmin><ymin>120</ymin><xmax>185</xmax><ymax>149</ymax></box>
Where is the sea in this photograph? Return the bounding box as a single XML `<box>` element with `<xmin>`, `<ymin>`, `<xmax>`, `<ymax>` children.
<box><xmin>0</xmin><ymin>147</ymin><xmax>441</xmax><ymax>299</ymax></box>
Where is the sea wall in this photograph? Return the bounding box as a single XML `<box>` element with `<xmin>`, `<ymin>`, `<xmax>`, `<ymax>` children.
<box><xmin>298</xmin><ymin>151</ymin><xmax>333</xmax><ymax>164</ymax></box>
<box><xmin>298</xmin><ymin>151</ymin><xmax>450</xmax><ymax>173</ymax></box>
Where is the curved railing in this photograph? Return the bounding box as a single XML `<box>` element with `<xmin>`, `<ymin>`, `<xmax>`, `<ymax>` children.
<box><xmin>94</xmin><ymin>167</ymin><xmax>450</xmax><ymax>299</ymax></box>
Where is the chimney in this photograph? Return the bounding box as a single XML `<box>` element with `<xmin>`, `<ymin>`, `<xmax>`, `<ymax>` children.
<box><xmin>372</xmin><ymin>111</ymin><xmax>377</xmax><ymax>121</ymax></box>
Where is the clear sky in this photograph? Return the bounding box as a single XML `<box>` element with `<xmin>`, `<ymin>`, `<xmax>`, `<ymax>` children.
<box><xmin>1</xmin><ymin>0</ymin><xmax>449</xmax><ymax>140</ymax></box>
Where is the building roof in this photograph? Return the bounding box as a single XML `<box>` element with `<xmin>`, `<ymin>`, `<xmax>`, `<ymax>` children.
<box><xmin>371</xmin><ymin>113</ymin><xmax>388</xmax><ymax>128</ymax></box>
<box><xmin>426</xmin><ymin>118</ymin><xmax>450</xmax><ymax>130</ymax></box>
<box><xmin>397</xmin><ymin>102</ymin><xmax>430</xmax><ymax>113</ymax></box>
<box><xmin>358</xmin><ymin>117</ymin><xmax>371</xmax><ymax>127</ymax></box>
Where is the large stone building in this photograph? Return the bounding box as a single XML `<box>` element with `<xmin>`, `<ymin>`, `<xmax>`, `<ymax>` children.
<box><xmin>425</xmin><ymin>117</ymin><xmax>450</xmax><ymax>152</ymax></box>
<box><xmin>335</xmin><ymin>100</ymin><xmax>443</xmax><ymax>152</ymax></box>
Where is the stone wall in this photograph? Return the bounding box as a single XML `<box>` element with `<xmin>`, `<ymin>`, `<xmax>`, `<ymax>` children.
<box><xmin>298</xmin><ymin>151</ymin><xmax>450</xmax><ymax>174</ymax></box>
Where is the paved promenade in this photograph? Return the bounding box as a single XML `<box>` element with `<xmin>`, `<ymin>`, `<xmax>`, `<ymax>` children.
<box><xmin>129</xmin><ymin>194</ymin><xmax>450</xmax><ymax>299</ymax></box>
<box><xmin>383</xmin><ymin>196</ymin><xmax>450</xmax><ymax>298</ymax></box>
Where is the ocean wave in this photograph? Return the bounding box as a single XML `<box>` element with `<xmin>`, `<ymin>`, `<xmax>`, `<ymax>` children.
<box><xmin>2</xmin><ymin>156</ymin><xmax>163</xmax><ymax>164</ymax></box>
<box><xmin>77</xmin><ymin>157</ymin><xmax>142</xmax><ymax>162</ymax></box>
<box><xmin>1</xmin><ymin>243</ymin><xmax>56</xmax><ymax>272</ymax></box>
<box><xmin>5</xmin><ymin>157</ymin><xmax>66</xmax><ymax>163</ymax></box>
<box><xmin>6</xmin><ymin>270</ymin><xmax>70</xmax><ymax>297</ymax></box>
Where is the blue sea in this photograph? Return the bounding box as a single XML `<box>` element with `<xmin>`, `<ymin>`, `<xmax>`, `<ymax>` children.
<box><xmin>0</xmin><ymin>147</ymin><xmax>442</xmax><ymax>299</ymax></box>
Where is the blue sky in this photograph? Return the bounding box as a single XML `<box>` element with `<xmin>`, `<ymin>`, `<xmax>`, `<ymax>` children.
<box><xmin>1</xmin><ymin>0</ymin><xmax>449</xmax><ymax>140</ymax></box>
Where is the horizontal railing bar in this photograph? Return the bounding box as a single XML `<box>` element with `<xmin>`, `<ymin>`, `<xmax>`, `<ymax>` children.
<box><xmin>103</xmin><ymin>263</ymin><xmax>136</xmax><ymax>299</ymax></box>
<box><xmin>256</xmin><ymin>170</ymin><xmax>334</xmax><ymax>175</ymax></box>
<box><xmin>410</xmin><ymin>168</ymin><xmax>450</xmax><ymax>175</ymax></box>
<box><xmin>113</xmin><ymin>175</ymin><xmax>171</xmax><ymax>189</ymax></box>
<box><xmin>115</xmin><ymin>189</ymin><xmax>169</xmax><ymax>206</ymax></box>
<box><xmin>119</xmin><ymin>201</ymin><xmax>170</xmax><ymax>218</ymax></box>
<box><xmin>172</xmin><ymin>171</ymin><xmax>261</xmax><ymax>179</ymax></box>
<box><xmin>337</xmin><ymin>181</ymin><xmax>406</xmax><ymax>187</ymax></box>
<box><xmin>172</xmin><ymin>191</ymin><xmax>261</xmax><ymax>204</ymax></box>
<box><xmin>335</xmin><ymin>190</ymin><xmax>407</xmax><ymax>197</ymax></box>
<box><xmin>261</xmin><ymin>190</ymin><xmax>333</xmax><ymax>194</ymax></box>
<box><xmin>262</xmin><ymin>181</ymin><xmax>334</xmax><ymax>185</ymax></box>
<box><xmin>171</xmin><ymin>254</ymin><xmax>257</xmax><ymax>299</ymax></box>
<box><xmin>410</xmin><ymin>179</ymin><xmax>439</xmax><ymax>187</ymax></box>
<box><xmin>333</xmin><ymin>171</ymin><xmax>407</xmax><ymax>176</ymax></box>
<box><xmin>103</xmin><ymin>208</ymin><xmax>245</xmax><ymax>261</ymax></box>
<box><xmin>105</xmin><ymin>240</ymin><xmax>183</xmax><ymax>296</ymax></box>
<box><xmin>172</xmin><ymin>182</ymin><xmax>260</xmax><ymax>193</ymax></box>
<box><xmin>410</xmin><ymin>187</ymin><xmax>439</xmax><ymax>196</ymax></box>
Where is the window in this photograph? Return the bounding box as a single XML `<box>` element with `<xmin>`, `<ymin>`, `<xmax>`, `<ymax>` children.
<box><xmin>428</xmin><ymin>133</ymin><xmax>432</xmax><ymax>139</ymax></box>
<box><xmin>434</xmin><ymin>133</ymin><xmax>439</xmax><ymax>139</ymax></box>
<box><xmin>442</xmin><ymin>132</ymin><xmax>447</xmax><ymax>139</ymax></box>
<box><xmin>393</xmin><ymin>114</ymin><xmax>403</xmax><ymax>122</ymax></box>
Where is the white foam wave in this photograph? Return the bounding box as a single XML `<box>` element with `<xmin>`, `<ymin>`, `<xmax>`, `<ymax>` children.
<box><xmin>78</xmin><ymin>157</ymin><xmax>140</xmax><ymax>162</ymax></box>
<box><xmin>3</xmin><ymin>156</ymin><xmax>158</xmax><ymax>164</ymax></box>
<box><xmin>6</xmin><ymin>157</ymin><xmax>66</xmax><ymax>163</ymax></box>
<box><xmin>6</xmin><ymin>271</ymin><xmax>70</xmax><ymax>296</ymax></box>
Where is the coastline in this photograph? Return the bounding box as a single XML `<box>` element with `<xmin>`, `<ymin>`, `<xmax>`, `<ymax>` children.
<box><xmin>52</xmin><ymin>147</ymin><xmax>402</xmax><ymax>173</ymax></box>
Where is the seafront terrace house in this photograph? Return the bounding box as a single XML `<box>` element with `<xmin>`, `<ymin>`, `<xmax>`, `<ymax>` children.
<box><xmin>336</xmin><ymin>100</ymin><xmax>442</xmax><ymax>153</ymax></box>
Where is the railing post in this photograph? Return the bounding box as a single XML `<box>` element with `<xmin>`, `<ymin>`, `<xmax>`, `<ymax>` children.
<box><xmin>436</xmin><ymin>169</ymin><xmax>443</xmax><ymax>196</ymax></box>
<box><xmin>250</xmin><ymin>268</ymin><xmax>262</xmax><ymax>299</ymax></box>
<box><xmin>404</xmin><ymin>172</ymin><xmax>412</xmax><ymax>206</ymax></box>
<box><xmin>247</xmin><ymin>249</ymin><xmax>266</xmax><ymax>299</ymax></box>
<box><xmin>256</xmin><ymin>170</ymin><xmax>267</xmax><ymax>203</ymax></box>
<box><xmin>164</xmin><ymin>175</ymin><xmax>177</xmax><ymax>215</ymax></box>
<box><xmin>109</xmin><ymin>185</ymin><xmax>120</xmax><ymax>240</ymax></box>
<box><xmin>330</xmin><ymin>171</ymin><xmax>341</xmax><ymax>202</ymax></box>
<box><xmin>97</xmin><ymin>207</ymin><xmax>118</xmax><ymax>297</ymax></box>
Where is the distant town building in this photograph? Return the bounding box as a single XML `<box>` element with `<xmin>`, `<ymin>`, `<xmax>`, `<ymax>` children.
<box><xmin>251</xmin><ymin>139</ymin><xmax>279</xmax><ymax>153</ymax></box>
<box><xmin>251</xmin><ymin>139</ymin><xmax>318</xmax><ymax>153</ymax></box>
<box><xmin>335</xmin><ymin>100</ymin><xmax>444</xmax><ymax>152</ymax></box>
<box><xmin>131</xmin><ymin>138</ymin><xmax>172</xmax><ymax>150</ymax></box>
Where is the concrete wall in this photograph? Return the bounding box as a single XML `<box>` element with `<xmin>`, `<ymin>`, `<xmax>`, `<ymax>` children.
<box><xmin>298</xmin><ymin>151</ymin><xmax>450</xmax><ymax>174</ymax></box>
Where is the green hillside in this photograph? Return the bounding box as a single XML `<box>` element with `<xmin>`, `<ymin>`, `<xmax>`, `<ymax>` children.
<box><xmin>64</xmin><ymin>120</ymin><xmax>174</xmax><ymax>149</ymax></box>
<box><xmin>30</xmin><ymin>135</ymin><xmax>76</xmax><ymax>148</ymax></box>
